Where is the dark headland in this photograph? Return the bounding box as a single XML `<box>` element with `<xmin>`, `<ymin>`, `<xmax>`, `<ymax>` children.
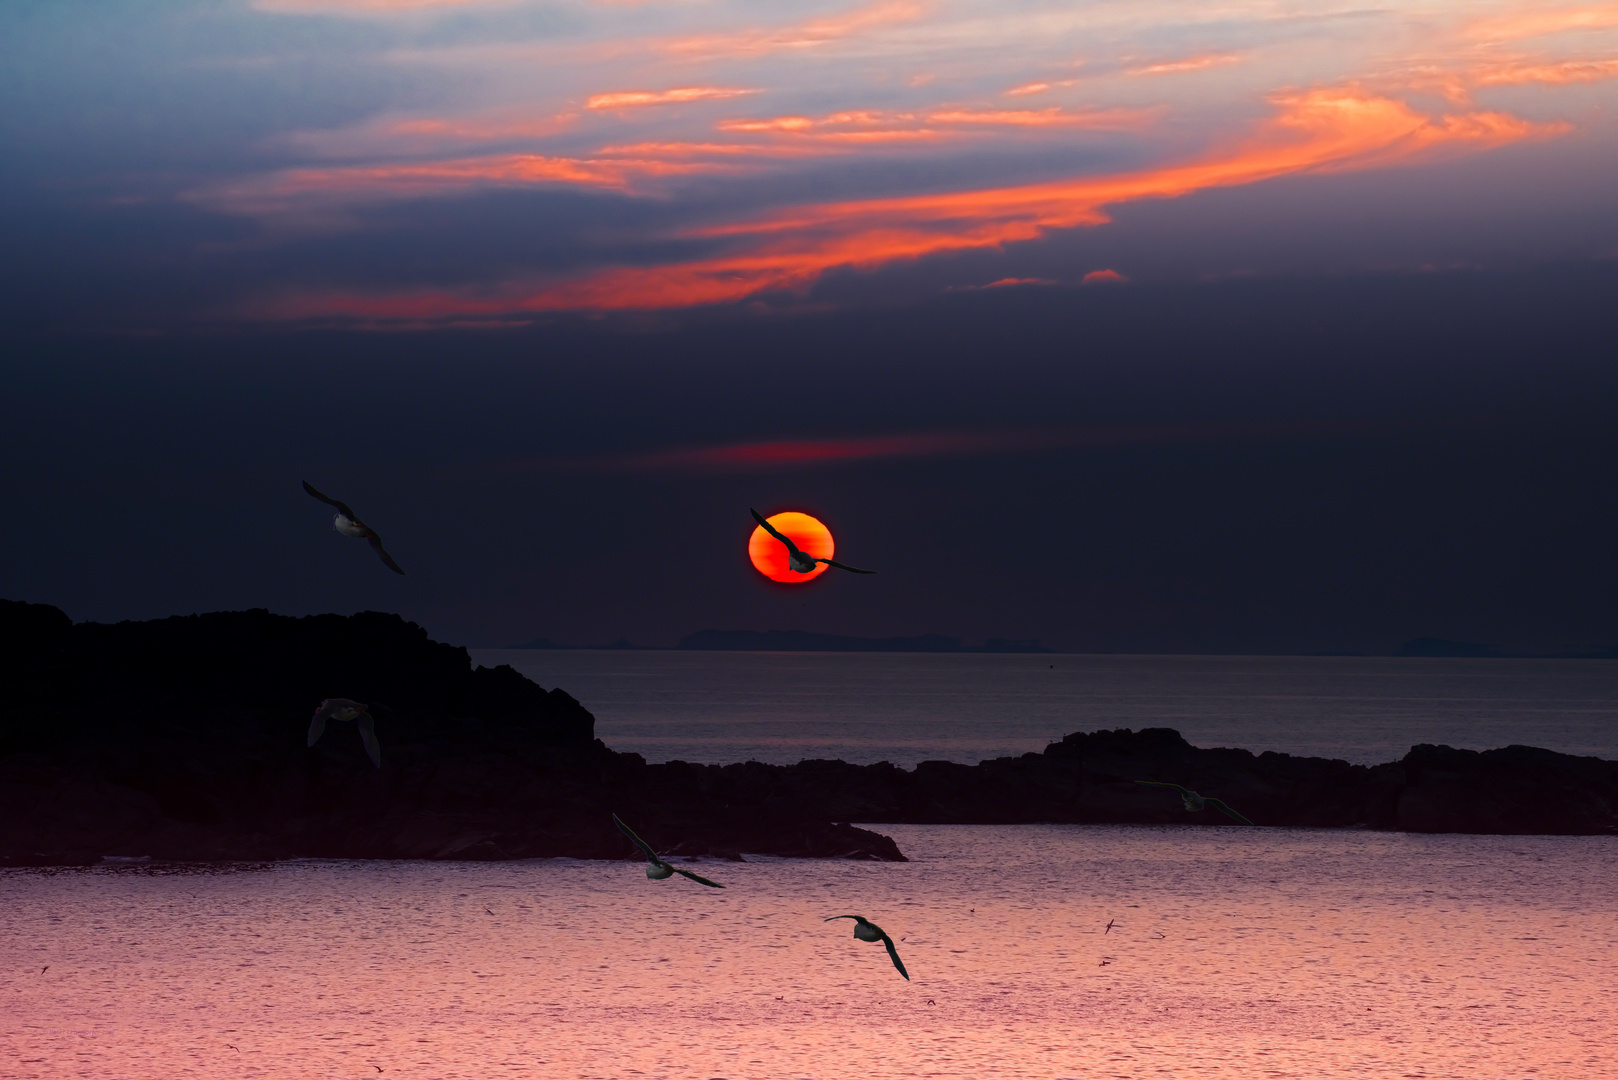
<box><xmin>3</xmin><ymin>600</ymin><xmax>1614</xmax><ymax>867</ymax></box>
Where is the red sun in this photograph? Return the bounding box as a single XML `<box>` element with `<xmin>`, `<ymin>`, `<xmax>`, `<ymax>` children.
<box><xmin>748</xmin><ymin>510</ymin><xmax>834</xmax><ymax>582</ymax></box>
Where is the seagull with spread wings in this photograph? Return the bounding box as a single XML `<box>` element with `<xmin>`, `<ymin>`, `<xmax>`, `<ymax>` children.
<box><xmin>308</xmin><ymin>698</ymin><xmax>384</xmax><ymax>768</ymax></box>
<box><xmin>1135</xmin><ymin>780</ymin><xmax>1254</xmax><ymax>825</ymax></box>
<box><xmin>611</xmin><ymin>813</ymin><xmax>725</xmax><ymax>888</ymax></box>
<box><xmin>303</xmin><ymin>480</ymin><xmax>405</xmax><ymax>574</ymax></box>
<box><xmin>749</xmin><ymin>508</ymin><xmax>875</xmax><ymax>575</ymax></box>
<box><xmin>825</xmin><ymin>915</ymin><xmax>909</xmax><ymax>980</ymax></box>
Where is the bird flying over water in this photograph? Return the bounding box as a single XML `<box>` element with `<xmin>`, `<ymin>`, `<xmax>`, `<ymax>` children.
<box><xmin>1135</xmin><ymin>780</ymin><xmax>1253</xmax><ymax>825</ymax></box>
<box><xmin>749</xmin><ymin>508</ymin><xmax>875</xmax><ymax>574</ymax></box>
<box><xmin>302</xmin><ymin>481</ymin><xmax>404</xmax><ymax>574</ymax></box>
<box><xmin>825</xmin><ymin>915</ymin><xmax>909</xmax><ymax>980</ymax></box>
<box><xmin>611</xmin><ymin>813</ymin><xmax>725</xmax><ymax>888</ymax></box>
<box><xmin>308</xmin><ymin>698</ymin><xmax>383</xmax><ymax>768</ymax></box>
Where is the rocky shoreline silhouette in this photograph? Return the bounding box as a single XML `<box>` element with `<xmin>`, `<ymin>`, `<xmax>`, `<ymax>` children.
<box><xmin>3</xmin><ymin>600</ymin><xmax>1613</xmax><ymax>867</ymax></box>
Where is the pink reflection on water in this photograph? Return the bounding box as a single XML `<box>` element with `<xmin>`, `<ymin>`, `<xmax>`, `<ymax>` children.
<box><xmin>2</xmin><ymin>827</ymin><xmax>1615</xmax><ymax>1078</ymax></box>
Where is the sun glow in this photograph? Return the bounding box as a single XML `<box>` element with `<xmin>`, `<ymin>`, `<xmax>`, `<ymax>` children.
<box><xmin>748</xmin><ymin>511</ymin><xmax>833</xmax><ymax>582</ymax></box>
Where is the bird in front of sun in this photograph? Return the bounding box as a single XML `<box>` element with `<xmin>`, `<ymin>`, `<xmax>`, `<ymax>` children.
<box><xmin>612</xmin><ymin>813</ymin><xmax>725</xmax><ymax>888</ymax></box>
<box><xmin>750</xmin><ymin>507</ymin><xmax>875</xmax><ymax>575</ymax></box>
<box><xmin>825</xmin><ymin>915</ymin><xmax>909</xmax><ymax>980</ymax></box>
<box><xmin>1135</xmin><ymin>780</ymin><xmax>1254</xmax><ymax>825</ymax></box>
<box><xmin>308</xmin><ymin>698</ymin><xmax>384</xmax><ymax>768</ymax></box>
<box><xmin>303</xmin><ymin>480</ymin><xmax>404</xmax><ymax>574</ymax></box>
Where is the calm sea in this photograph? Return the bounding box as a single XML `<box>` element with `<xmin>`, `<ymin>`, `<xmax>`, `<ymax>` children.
<box><xmin>472</xmin><ymin>650</ymin><xmax>1618</xmax><ymax>766</ymax></box>
<box><xmin>4</xmin><ymin>827</ymin><xmax>1614</xmax><ymax>1079</ymax></box>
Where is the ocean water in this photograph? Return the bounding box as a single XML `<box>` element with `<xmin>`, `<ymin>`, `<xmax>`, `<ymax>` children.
<box><xmin>4</xmin><ymin>826</ymin><xmax>1615</xmax><ymax>1079</ymax></box>
<box><xmin>472</xmin><ymin>650</ymin><xmax>1618</xmax><ymax>767</ymax></box>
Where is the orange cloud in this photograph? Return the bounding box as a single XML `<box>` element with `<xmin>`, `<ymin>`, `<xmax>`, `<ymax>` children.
<box><xmin>659</xmin><ymin>1</ymin><xmax>925</xmax><ymax>57</ymax></box>
<box><xmin>1474</xmin><ymin>57</ymin><xmax>1618</xmax><ymax>85</ymax></box>
<box><xmin>595</xmin><ymin>140</ymin><xmax>820</xmax><ymax>158</ymax></box>
<box><xmin>929</xmin><ymin>107</ymin><xmax>1155</xmax><ymax>129</ymax></box>
<box><xmin>280</xmin><ymin>112</ymin><xmax>578</xmax><ymax>159</ymax></box>
<box><xmin>586</xmin><ymin>87</ymin><xmax>760</xmax><ymax>110</ymax></box>
<box><xmin>718</xmin><ymin>111</ymin><xmax>894</xmax><ymax>133</ymax></box>
<box><xmin>1126</xmin><ymin>53</ymin><xmax>1244</xmax><ymax>77</ymax></box>
<box><xmin>255</xmin><ymin>89</ymin><xmax>1567</xmax><ymax>319</ymax></box>
<box><xmin>1004</xmin><ymin>80</ymin><xmax>1077</xmax><ymax>97</ymax></box>
<box><xmin>193</xmin><ymin>152</ymin><xmax>738</xmax><ymax>219</ymax></box>
<box><xmin>982</xmin><ymin>277</ymin><xmax>1056</xmax><ymax>288</ymax></box>
<box><xmin>710</xmin><ymin>106</ymin><xmax>1146</xmax><ymax>144</ymax></box>
<box><xmin>1081</xmin><ymin>269</ymin><xmax>1127</xmax><ymax>284</ymax></box>
<box><xmin>711</xmin><ymin>111</ymin><xmax>951</xmax><ymax>146</ymax></box>
<box><xmin>1464</xmin><ymin>6</ymin><xmax>1618</xmax><ymax>43</ymax></box>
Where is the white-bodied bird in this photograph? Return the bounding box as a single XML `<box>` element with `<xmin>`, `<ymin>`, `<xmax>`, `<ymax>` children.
<box><xmin>825</xmin><ymin>915</ymin><xmax>909</xmax><ymax>980</ymax></box>
<box><xmin>303</xmin><ymin>481</ymin><xmax>405</xmax><ymax>574</ymax></box>
<box><xmin>1135</xmin><ymin>780</ymin><xmax>1253</xmax><ymax>825</ymax></box>
<box><xmin>308</xmin><ymin>698</ymin><xmax>383</xmax><ymax>768</ymax></box>
<box><xmin>611</xmin><ymin>813</ymin><xmax>725</xmax><ymax>888</ymax></box>
<box><xmin>750</xmin><ymin>508</ymin><xmax>875</xmax><ymax>575</ymax></box>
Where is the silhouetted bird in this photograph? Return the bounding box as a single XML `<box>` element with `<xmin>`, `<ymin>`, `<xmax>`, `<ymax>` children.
<box><xmin>308</xmin><ymin>698</ymin><xmax>383</xmax><ymax>768</ymax></box>
<box><xmin>611</xmin><ymin>814</ymin><xmax>725</xmax><ymax>887</ymax></box>
<box><xmin>1135</xmin><ymin>780</ymin><xmax>1253</xmax><ymax>825</ymax></box>
<box><xmin>750</xmin><ymin>508</ymin><xmax>875</xmax><ymax>574</ymax></box>
<box><xmin>303</xmin><ymin>481</ymin><xmax>404</xmax><ymax>574</ymax></box>
<box><xmin>825</xmin><ymin>915</ymin><xmax>909</xmax><ymax>980</ymax></box>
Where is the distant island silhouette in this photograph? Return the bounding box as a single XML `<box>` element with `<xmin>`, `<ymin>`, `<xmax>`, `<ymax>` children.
<box><xmin>678</xmin><ymin>629</ymin><xmax>1052</xmax><ymax>653</ymax></box>
<box><xmin>508</xmin><ymin>630</ymin><xmax>1050</xmax><ymax>652</ymax></box>
<box><xmin>510</xmin><ymin>632</ymin><xmax>1614</xmax><ymax>657</ymax></box>
<box><xmin>1395</xmin><ymin>637</ymin><xmax>1618</xmax><ymax>659</ymax></box>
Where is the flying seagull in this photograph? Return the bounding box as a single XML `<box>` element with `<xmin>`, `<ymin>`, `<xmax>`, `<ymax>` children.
<box><xmin>749</xmin><ymin>508</ymin><xmax>875</xmax><ymax>574</ymax></box>
<box><xmin>611</xmin><ymin>813</ymin><xmax>725</xmax><ymax>888</ymax></box>
<box><xmin>308</xmin><ymin>698</ymin><xmax>383</xmax><ymax>768</ymax></box>
<box><xmin>825</xmin><ymin>915</ymin><xmax>909</xmax><ymax>980</ymax></box>
<box><xmin>1135</xmin><ymin>780</ymin><xmax>1254</xmax><ymax>825</ymax></box>
<box><xmin>303</xmin><ymin>481</ymin><xmax>404</xmax><ymax>574</ymax></box>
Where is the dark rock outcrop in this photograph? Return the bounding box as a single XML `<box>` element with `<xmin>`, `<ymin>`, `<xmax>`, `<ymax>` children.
<box><xmin>0</xmin><ymin>604</ymin><xmax>902</xmax><ymax>866</ymax></box>
<box><xmin>4</xmin><ymin>602</ymin><xmax>1614</xmax><ymax>868</ymax></box>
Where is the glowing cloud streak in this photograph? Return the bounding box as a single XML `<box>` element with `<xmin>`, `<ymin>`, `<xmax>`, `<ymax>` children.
<box><xmin>513</xmin><ymin>420</ymin><xmax>1399</xmax><ymax>475</ymax></box>
<box><xmin>1126</xmin><ymin>53</ymin><xmax>1244</xmax><ymax>76</ymax></box>
<box><xmin>587</xmin><ymin>87</ymin><xmax>761</xmax><ymax>109</ymax></box>
<box><xmin>193</xmin><ymin>153</ymin><xmax>738</xmax><ymax>221</ymax></box>
<box><xmin>256</xmin><ymin>88</ymin><xmax>1567</xmax><ymax>320</ymax></box>
<box><xmin>659</xmin><ymin>1</ymin><xmax>925</xmax><ymax>57</ymax></box>
<box><xmin>927</xmin><ymin>107</ymin><xmax>1155</xmax><ymax>129</ymax></box>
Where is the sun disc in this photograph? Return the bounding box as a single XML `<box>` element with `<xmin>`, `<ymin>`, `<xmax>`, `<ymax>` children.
<box><xmin>748</xmin><ymin>511</ymin><xmax>834</xmax><ymax>582</ymax></box>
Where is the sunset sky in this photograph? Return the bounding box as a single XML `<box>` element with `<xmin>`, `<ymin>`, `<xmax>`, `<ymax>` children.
<box><xmin>3</xmin><ymin>0</ymin><xmax>1615</xmax><ymax>652</ymax></box>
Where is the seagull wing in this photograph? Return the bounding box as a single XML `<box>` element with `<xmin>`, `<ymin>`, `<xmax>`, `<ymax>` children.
<box><xmin>367</xmin><ymin>533</ymin><xmax>406</xmax><ymax>574</ymax></box>
<box><xmin>358</xmin><ymin>713</ymin><xmax>383</xmax><ymax>769</ymax></box>
<box><xmin>819</xmin><ymin>558</ymin><xmax>876</xmax><ymax>574</ymax></box>
<box><xmin>307</xmin><ymin>705</ymin><xmax>331</xmax><ymax>747</ymax></box>
<box><xmin>750</xmin><ymin>508</ymin><xmax>803</xmax><ymax>557</ymax></box>
<box><xmin>880</xmin><ymin>933</ymin><xmax>910</xmax><ymax>980</ymax></box>
<box><xmin>612</xmin><ymin>813</ymin><xmax>660</xmax><ymax>861</ymax></box>
<box><xmin>302</xmin><ymin>481</ymin><xmax>356</xmax><ymax>519</ymax></box>
<box><xmin>672</xmin><ymin>866</ymin><xmax>726</xmax><ymax>888</ymax></box>
<box><xmin>1135</xmin><ymin>780</ymin><xmax>1193</xmax><ymax>797</ymax></box>
<box><xmin>1204</xmin><ymin>797</ymin><xmax>1254</xmax><ymax>826</ymax></box>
